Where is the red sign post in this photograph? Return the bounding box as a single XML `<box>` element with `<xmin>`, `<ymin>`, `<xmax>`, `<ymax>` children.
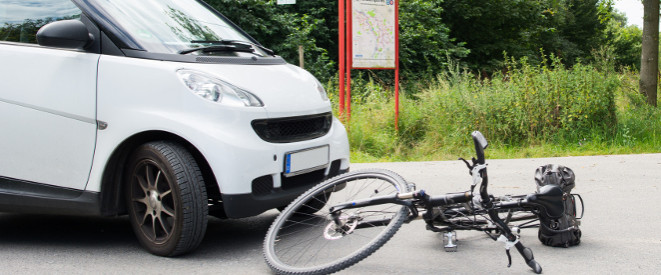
<box><xmin>338</xmin><ymin>0</ymin><xmax>400</xmax><ymax>129</ymax></box>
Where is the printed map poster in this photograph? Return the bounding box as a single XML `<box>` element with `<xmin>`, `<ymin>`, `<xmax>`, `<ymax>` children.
<box><xmin>351</xmin><ymin>0</ymin><xmax>396</xmax><ymax>68</ymax></box>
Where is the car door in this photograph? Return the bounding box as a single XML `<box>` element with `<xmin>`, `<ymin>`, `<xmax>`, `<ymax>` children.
<box><xmin>0</xmin><ymin>0</ymin><xmax>98</xmax><ymax>190</ymax></box>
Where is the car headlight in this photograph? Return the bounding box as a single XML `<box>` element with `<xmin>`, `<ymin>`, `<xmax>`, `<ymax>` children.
<box><xmin>177</xmin><ymin>69</ymin><xmax>263</xmax><ymax>107</ymax></box>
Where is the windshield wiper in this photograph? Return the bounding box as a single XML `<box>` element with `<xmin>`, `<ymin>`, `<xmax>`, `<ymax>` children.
<box><xmin>188</xmin><ymin>40</ymin><xmax>275</xmax><ymax>56</ymax></box>
<box><xmin>179</xmin><ymin>43</ymin><xmax>255</xmax><ymax>55</ymax></box>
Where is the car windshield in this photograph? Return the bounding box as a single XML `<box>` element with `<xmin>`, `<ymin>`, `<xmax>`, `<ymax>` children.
<box><xmin>89</xmin><ymin>0</ymin><xmax>259</xmax><ymax>55</ymax></box>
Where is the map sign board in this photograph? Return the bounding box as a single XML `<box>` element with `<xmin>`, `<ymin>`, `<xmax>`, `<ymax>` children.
<box><xmin>351</xmin><ymin>0</ymin><xmax>396</xmax><ymax>68</ymax></box>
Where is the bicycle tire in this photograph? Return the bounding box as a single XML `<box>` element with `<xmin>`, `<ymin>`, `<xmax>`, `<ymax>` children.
<box><xmin>263</xmin><ymin>169</ymin><xmax>410</xmax><ymax>275</ymax></box>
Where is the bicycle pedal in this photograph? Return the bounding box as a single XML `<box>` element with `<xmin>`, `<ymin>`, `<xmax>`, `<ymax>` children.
<box><xmin>442</xmin><ymin>231</ymin><xmax>458</xmax><ymax>252</ymax></box>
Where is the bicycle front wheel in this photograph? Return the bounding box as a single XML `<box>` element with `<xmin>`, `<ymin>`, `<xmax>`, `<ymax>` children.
<box><xmin>264</xmin><ymin>169</ymin><xmax>411</xmax><ymax>275</ymax></box>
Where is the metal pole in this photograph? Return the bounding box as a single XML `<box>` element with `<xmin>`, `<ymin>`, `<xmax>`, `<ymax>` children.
<box><xmin>338</xmin><ymin>0</ymin><xmax>345</xmax><ymax>118</ymax></box>
<box><xmin>394</xmin><ymin>0</ymin><xmax>400</xmax><ymax>131</ymax></box>
<box><xmin>298</xmin><ymin>45</ymin><xmax>304</xmax><ymax>69</ymax></box>
<box><xmin>346</xmin><ymin>0</ymin><xmax>352</xmax><ymax>121</ymax></box>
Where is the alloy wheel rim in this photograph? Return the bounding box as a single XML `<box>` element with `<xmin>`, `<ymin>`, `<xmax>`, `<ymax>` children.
<box><xmin>131</xmin><ymin>161</ymin><xmax>177</xmax><ymax>244</ymax></box>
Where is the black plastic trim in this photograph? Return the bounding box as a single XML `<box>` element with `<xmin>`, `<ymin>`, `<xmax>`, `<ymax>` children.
<box><xmin>100</xmin><ymin>31</ymin><xmax>124</xmax><ymax>56</ymax></box>
<box><xmin>80</xmin><ymin>13</ymin><xmax>101</xmax><ymax>53</ymax></box>
<box><xmin>0</xmin><ymin>176</ymin><xmax>101</xmax><ymax>216</ymax></box>
<box><xmin>252</xmin><ymin>112</ymin><xmax>333</xmax><ymax>143</ymax></box>
<box><xmin>36</xmin><ymin>20</ymin><xmax>91</xmax><ymax>49</ymax></box>
<box><xmin>221</xmin><ymin>166</ymin><xmax>349</xmax><ymax>218</ymax></box>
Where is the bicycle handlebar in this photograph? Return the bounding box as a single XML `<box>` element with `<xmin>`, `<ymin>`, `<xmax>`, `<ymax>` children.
<box><xmin>469</xmin><ymin>131</ymin><xmax>542</xmax><ymax>274</ymax></box>
<box><xmin>471</xmin><ymin>131</ymin><xmax>488</xmax><ymax>165</ymax></box>
<box><xmin>516</xmin><ymin>242</ymin><xmax>543</xmax><ymax>273</ymax></box>
<box><xmin>470</xmin><ymin>131</ymin><xmax>492</xmax><ymax>208</ymax></box>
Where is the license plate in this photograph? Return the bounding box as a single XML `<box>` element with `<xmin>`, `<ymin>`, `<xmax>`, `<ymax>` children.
<box><xmin>284</xmin><ymin>145</ymin><xmax>329</xmax><ymax>177</ymax></box>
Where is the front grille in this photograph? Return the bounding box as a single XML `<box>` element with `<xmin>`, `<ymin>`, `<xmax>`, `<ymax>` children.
<box><xmin>252</xmin><ymin>112</ymin><xmax>332</xmax><ymax>143</ymax></box>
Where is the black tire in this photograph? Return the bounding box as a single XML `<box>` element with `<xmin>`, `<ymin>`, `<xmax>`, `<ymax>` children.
<box><xmin>126</xmin><ymin>141</ymin><xmax>208</xmax><ymax>256</ymax></box>
<box><xmin>264</xmin><ymin>169</ymin><xmax>410</xmax><ymax>275</ymax></box>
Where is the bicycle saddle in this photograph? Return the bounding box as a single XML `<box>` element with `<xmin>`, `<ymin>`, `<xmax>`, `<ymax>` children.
<box><xmin>527</xmin><ymin>184</ymin><xmax>564</xmax><ymax>218</ymax></box>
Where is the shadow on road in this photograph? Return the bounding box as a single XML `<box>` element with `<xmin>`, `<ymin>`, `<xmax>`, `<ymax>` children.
<box><xmin>0</xmin><ymin>211</ymin><xmax>279</xmax><ymax>258</ymax></box>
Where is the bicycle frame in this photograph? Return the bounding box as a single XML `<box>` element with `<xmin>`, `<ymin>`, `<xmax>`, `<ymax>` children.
<box><xmin>326</xmin><ymin>180</ymin><xmax>560</xmax><ymax>232</ymax></box>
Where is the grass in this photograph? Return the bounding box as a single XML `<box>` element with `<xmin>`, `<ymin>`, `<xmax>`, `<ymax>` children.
<box><xmin>328</xmin><ymin>56</ymin><xmax>661</xmax><ymax>163</ymax></box>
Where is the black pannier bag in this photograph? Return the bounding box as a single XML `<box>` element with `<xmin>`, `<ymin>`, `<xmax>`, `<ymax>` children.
<box><xmin>534</xmin><ymin>164</ymin><xmax>582</xmax><ymax>247</ymax></box>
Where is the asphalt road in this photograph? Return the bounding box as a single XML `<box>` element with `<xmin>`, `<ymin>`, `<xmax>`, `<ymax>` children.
<box><xmin>1</xmin><ymin>154</ymin><xmax>660</xmax><ymax>274</ymax></box>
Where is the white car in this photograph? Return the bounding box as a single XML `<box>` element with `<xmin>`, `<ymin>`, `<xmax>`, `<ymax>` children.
<box><xmin>0</xmin><ymin>0</ymin><xmax>350</xmax><ymax>256</ymax></box>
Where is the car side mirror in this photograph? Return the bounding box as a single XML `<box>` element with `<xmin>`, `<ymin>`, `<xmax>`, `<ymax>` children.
<box><xmin>37</xmin><ymin>20</ymin><xmax>93</xmax><ymax>49</ymax></box>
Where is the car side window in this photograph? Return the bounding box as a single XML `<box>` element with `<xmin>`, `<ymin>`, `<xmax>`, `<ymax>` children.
<box><xmin>0</xmin><ymin>0</ymin><xmax>81</xmax><ymax>44</ymax></box>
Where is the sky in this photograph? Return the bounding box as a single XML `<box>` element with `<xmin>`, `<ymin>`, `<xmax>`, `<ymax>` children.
<box><xmin>613</xmin><ymin>0</ymin><xmax>644</xmax><ymax>28</ymax></box>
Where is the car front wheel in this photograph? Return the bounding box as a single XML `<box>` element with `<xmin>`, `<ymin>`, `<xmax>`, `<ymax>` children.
<box><xmin>126</xmin><ymin>141</ymin><xmax>208</xmax><ymax>256</ymax></box>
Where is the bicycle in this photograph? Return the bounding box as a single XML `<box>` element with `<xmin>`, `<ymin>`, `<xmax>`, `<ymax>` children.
<box><xmin>263</xmin><ymin>131</ymin><xmax>583</xmax><ymax>274</ymax></box>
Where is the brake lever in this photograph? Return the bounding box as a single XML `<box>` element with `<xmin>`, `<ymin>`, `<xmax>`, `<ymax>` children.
<box><xmin>458</xmin><ymin>157</ymin><xmax>473</xmax><ymax>174</ymax></box>
<box><xmin>505</xmin><ymin>248</ymin><xmax>512</xmax><ymax>267</ymax></box>
<box><xmin>497</xmin><ymin>234</ymin><xmax>519</xmax><ymax>268</ymax></box>
<box><xmin>497</xmin><ymin>234</ymin><xmax>543</xmax><ymax>274</ymax></box>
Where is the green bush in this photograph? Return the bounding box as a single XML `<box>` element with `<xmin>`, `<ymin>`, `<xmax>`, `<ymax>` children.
<box><xmin>343</xmin><ymin>56</ymin><xmax>625</xmax><ymax>161</ymax></box>
<box><xmin>613</xmin><ymin>70</ymin><xmax>661</xmax><ymax>150</ymax></box>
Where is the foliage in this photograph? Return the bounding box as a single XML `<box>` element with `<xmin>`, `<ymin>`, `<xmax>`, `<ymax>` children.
<box><xmin>439</xmin><ymin>0</ymin><xmax>547</xmax><ymax>71</ymax></box>
<box><xmin>615</xmin><ymin>69</ymin><xmax>661</xmax><ymax>148</ymax></box>
<box><xmin>202</xmin><ymin>1</ymin><xmax>642</xmax><ymax>82</ymax></box>
<box><xmin>397</xmin><ymin>0</ymin><xmax>468</xmax><ymax>79</ymax></box>
<box><xmin>602</xmin><ymin>9</ymin><xmax>642</xmax><ymax>70</ymax></box>
<box><xmin>205</xmin><ymin>0</ymin><xmax>335</xmax><ymax>80</ymax></box>
<box><xmin>439</xmin><ymin>0</ymin><xmax>613</xmax><ymax>72</ymax></box>
<box><xmin>342</xmin><ymin>55</ymin><xmax>649</xmax><ymax>162</ymax></box>
<box><xmin>205</xmin><ymin>0</ymin><xmax>466</xmax><ymax>82</ymax></box>
<box><xmin>552</xmin><ymin>0</ymin><xmax>613</xmax><ymax>64</ymax></box>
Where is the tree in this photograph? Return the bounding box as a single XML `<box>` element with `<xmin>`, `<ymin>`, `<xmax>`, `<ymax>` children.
<box><xmin>440</xmin><ymin>0</ymin><xmax>612</xmax><ymax>72</ymax></box>
<box><xmin>398</xmin><ymin>0</ymin><xmax>468</xmax><ymax>78</ymax></box>
<box><xmin>604</xmin><ymin>10</ymin><xmax>642</xmax><ymax>70</ymax></box>
<box><xmin>640</xmin><ymin>0</ymin><xmax>658</xmax><ymax>107</ymax></box>
<box><xmin>204</xmin><ymin>0</ymin><xmax>335</xmax><ymax>81</ymax></box>
<box><xmin>554</xmin><ymin>0</ymin><xmax>611</xmax><ymax>64</ymax></box>
<box><xmin>440</xmin><ymin>0</ymin><xmax>547</xmax><ymax>71</ymax></box>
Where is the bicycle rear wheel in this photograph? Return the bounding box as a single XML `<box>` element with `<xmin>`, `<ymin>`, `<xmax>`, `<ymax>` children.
<box><xmin>264</xmin><ymin>169</ymin><xmax>410</xmax><ymax>275</ymax></box>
